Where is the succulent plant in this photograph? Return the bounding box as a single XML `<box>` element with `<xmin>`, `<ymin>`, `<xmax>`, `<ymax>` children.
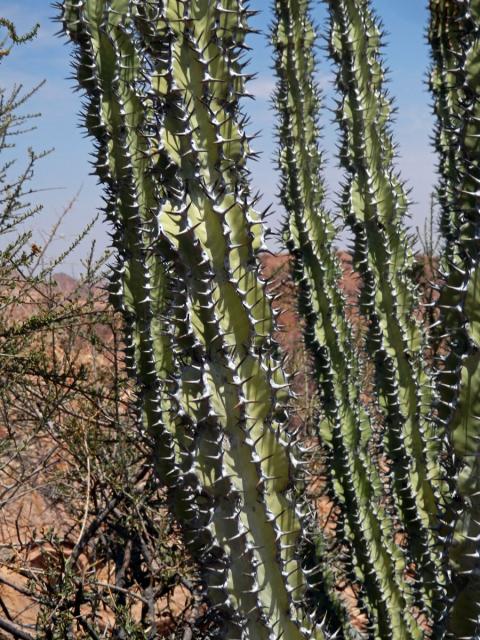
<box><xmin>429</xmin><ymin>0</ymin><xmax>480</xmax><ymax>635</ymax></box>
<box><xmin>272</xmin><ymin>1</ymin><xmax>445</xmax><ymax>636</ymax></box>
<box><xmin>59</xmin><ymin>1</ymin><xmax>327</xmax><ymax>638</ymax></box>
<box><xmin>60</xmin><ymin>0</ymin><xmax>480</xmax><ymax>638</ymax></box>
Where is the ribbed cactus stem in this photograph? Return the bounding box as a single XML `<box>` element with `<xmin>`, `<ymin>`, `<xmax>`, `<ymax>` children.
<box><xmin>326</xmin><ymin>0</ymin><xmax>449</xmax><ymax>631</ymax></box>
<box><xmin>429</xmin><ymin>1</ymin><xmax>480</xmax><ymax>636</ymax></box>
<box><xmin>61</xmin><ymin>1</ymin><xmax>326</xmax><ymax>638</ymax></box>
<box><xmin>271</xmin><ymin>1</ymin><xmax>437</xmax><ymax>637</ymax></box>
<box><xmin>59</xmin><ymin>0</ymin><xmax>480</xmax><ymax>636</ymax></box>
<box><xmin>429</xmin><ymin>0</ymin><xmax>465</xmax><ymax>262</ymax></box>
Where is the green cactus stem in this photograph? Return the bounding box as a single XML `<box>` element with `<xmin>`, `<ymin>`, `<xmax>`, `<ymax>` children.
<box><xmin>428</xmin><ymin>0</ymin><xmax>465</xmax><ymax>262</ymax></box>
<box><xmin>429</xmin><ymin>1</ymin><xmax>480</xmax><ymax>636</ymax></box>
<box><xmin>325</xmin><ymin>0</ymin><xmax>450</xmax><ymax>632</ymax></box>
<box><xmin>271</xmin><ymin>0</ymin><xmax>440</xmax><ymax>636</ymax></box>
<box><xmin>60</xmin><ymin>1</ymin><xmax>326</xmax><ymax>638</ymax></box>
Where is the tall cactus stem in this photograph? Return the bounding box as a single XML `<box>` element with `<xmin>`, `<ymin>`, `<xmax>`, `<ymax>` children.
<box><xmin>271</xmin><ymin>0</ymin><xmax>445</xmax><ymax>636</ymax></box>
<box><xmin>429</xmin><ymin>1</ymin><xmax>480</xmax><ymax>636</ymax></box>
<box><xmin>326</xmin><ymin>0</ymin><xmax>450</xmax><ymax>632</ymax></box>
<box><xmin>60</xmin><ymin>1</ymin><xmax>327</xmax><ymax>638</ymax></box>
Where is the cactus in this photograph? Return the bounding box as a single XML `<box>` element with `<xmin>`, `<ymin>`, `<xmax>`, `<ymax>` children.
<box><xmin>59</xmin><ymin>1</ymin><xmax>326</xmax><ymax>639</ymax></box>
<box><xmin>429</xmin><ymin>1</ymin><xmax>480</xmax><ymax>636</ymax></box>
<box><xmin>327</xmin><ymin>0</ymin><xmax>445</xmax><ymax>560</ymax></box>
<box><xmin>323</xmin><ymin>2</ymin><xmax>454</xmax><ymax>635</ymax></box>
<box><xmin>59</xmin><ymin>0</ymin><xmax>480</xmax><ymax>638</ymax></box>
<box><xmin>428</xmin><ymin>0</ymin><xmax>464</xmax><ymax>261</ymax></box>
<box><xmin>271</xmin><ymin>1</ymin><xmax>448</xmax><ymax>636</ymax></box>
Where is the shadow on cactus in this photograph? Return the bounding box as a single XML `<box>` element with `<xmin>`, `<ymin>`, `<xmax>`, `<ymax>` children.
<box><xmin>59</xmin><ymin>0</ymin><xmax>480</xmax><ymax>638</ymax></box>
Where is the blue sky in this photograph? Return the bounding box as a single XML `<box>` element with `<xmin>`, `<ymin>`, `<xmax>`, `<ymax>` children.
<box><xmin>1</xmin><ymin>1</ymin><xmax>435</xmax><ymax>274</ymax></box>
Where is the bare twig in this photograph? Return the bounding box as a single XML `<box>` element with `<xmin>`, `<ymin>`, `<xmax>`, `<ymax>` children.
<box><xmin>0</xmin><ymin>617</ymin><xmax>35</xmax><ymax>640</ymax></box>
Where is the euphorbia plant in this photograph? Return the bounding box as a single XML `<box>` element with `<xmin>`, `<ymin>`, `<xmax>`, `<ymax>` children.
<box><xmin>60</xmin><ymin>0</ymin><xmax>480</xmax><ymax>637</ymax></box>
